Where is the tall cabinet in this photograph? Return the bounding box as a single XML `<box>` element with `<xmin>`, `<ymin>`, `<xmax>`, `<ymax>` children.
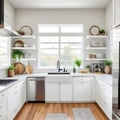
<box><xmin>113</xmin><ymin>0</ymin><xmax>120</xmax><ymax>27</ymax></box>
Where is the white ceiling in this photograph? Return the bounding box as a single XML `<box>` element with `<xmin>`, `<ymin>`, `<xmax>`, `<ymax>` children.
<box><xmin>9</xmin><ymin>0</ymin><xmax>111</xmax><ymax>9</ymax></box>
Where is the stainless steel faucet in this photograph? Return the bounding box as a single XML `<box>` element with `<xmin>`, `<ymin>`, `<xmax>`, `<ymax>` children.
<box><xmin>57</xmin><ymin>60</ymin><xmax>62</xmax><ymax>72</ymax></box>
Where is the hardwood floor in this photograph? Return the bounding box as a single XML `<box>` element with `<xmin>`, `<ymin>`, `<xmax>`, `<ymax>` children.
<box><xmin>14</xmin><ymin>103</ymin><xmax>109</xmax><ymax>120</ymax></box>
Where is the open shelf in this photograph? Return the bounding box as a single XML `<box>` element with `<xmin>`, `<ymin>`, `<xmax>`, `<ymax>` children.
<box><xmin>86</xmin><ymin>35</ymin><xmax>108</xmax><ymax>39</ymax></box>
<box><xmin>86</xmin><ymin>47</ymin><xmax>107</xmax><ymax>50</ymax></box>
<box><xmin>85</xmin><ymin>58</ymin><xmax>107</xmax><ymax>61</ymax></box>
<box><xmin>12</xmin><ymin>58</ymin><xmax>36</xmax><ymax>61</ymax></box>
<box><xmin>12</xmin><ymin>47</ymin><xmax>36</xmax><ymax>50</ymax></box>
<box><xmin>12</xmin><ymin>35</ymin><xmax>36</xmax><ymax>39</ymax></box>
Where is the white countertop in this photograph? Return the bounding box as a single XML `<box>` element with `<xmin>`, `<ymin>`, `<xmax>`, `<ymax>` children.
<box><xmin>0</xmin><ymin>72</ymin><xmax>112</xmax><ymax>92</ymax></box>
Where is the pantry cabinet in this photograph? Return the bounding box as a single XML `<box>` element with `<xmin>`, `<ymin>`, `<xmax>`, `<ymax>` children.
<box><xmin>0</xmin><ymin>91</ymin><xmax>7</xmax><ymax>120</ymax></box>
<box><xmin>73</xmin><ymin>77</ymin><xmax>92</xmax><ymax>101</ymax></box>
<box><xmin>113</xmin><ymin>0</ymin><xmax>120</xmax><ymax>27</ymax></box>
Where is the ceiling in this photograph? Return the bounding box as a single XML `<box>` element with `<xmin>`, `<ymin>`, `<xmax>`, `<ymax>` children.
<box><xmin>9</xmin><ymin>0</ymin><xmax>111</xmax><ymax>9</ymax></box>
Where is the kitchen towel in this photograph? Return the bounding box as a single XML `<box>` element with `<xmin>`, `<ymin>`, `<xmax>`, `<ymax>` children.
<box><xmin>46</xmin><ymin>113</ymin><xmax>68</xmax><ymax>120</ymax></box>
<box><xmin>72</xmin><ymin>108</ymin><xmax>96</xmax><ymax>120</ymax></box>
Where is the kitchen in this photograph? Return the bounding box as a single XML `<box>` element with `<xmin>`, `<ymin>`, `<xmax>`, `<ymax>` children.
<box><xmin>0</xmin><ymin>0</ymin><xmax>118</xmax><ymax>120</ymax></box>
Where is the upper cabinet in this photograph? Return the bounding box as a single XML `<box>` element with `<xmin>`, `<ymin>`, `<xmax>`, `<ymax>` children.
<box><xmin>113</xmin><ymin>0</ymin><xmax>120</xmax><ymax>27</ymax></box>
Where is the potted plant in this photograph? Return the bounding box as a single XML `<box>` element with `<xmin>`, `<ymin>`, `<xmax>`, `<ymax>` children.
<box><xmin>13</xmin><ymin>50</ymin><xmax>24</xmax><ymax>60</ymax></box>
<box><xmin>86</xmin><ymin>65</ymin><xmax>91</xmax><ymax>72</ymax></box>
<box><xmin>74</xmin><ymin>58</ymin><xmax>82</xmax><ymax>72</ymax></box>
<box><xmin>104</xmin><ymin>60</ymin><xmax>112</xmax><ymax>74</ymax></box>
<box><xmin>99</xmin><ymin>29</ymin><xmax>105</xmax><ymax>35</ymax></box>
<box><xmin>8</xmin><ymin>65</ymin><xmax>15</xmax><ymax>77</ymax></box>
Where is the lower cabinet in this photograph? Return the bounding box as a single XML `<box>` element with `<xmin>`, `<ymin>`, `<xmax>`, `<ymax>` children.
<box><xmin>45</xmin><ymin>82</ymin><xmax>72</xmax><ymax>102</ymax></box>
<box><xmin>0</xmin><ymin>91</ymin><xmax>7</xmax><ymax>120</ymax></box>
<box><xmin>8</xmin><ymin>80</ymin><xmax>26</xmax><ymax>120</ymax></box>
<box><xmin>73</xmin><ymin>77</ymin><xmax>92</xmax><ymax>101</ymax></box>
<box><xmin>95</xmin><ymin>79</ymin><xmax>112</xmax><ymax>120</ymax></box>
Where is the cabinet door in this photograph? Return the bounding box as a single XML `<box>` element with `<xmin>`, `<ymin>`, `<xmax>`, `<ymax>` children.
<box><xmin>45</xmin><ymin>83</ymin><xmax>59</xmax><ymax>102</ymax></box>
<box><xmin>95</xmin><ymin>79</ymin><xmax>112</xmax><ymax>120</ymax></box>
<box><xmin>18</xmin><ymin>80</ymin><xmax>26</xmax><ymax>109</ymax></box>
<box><xmin>8</xmin><ymin>85</ymin><xmax>20</xmax><ymax>120</ymax></box>
<box><xmin>73</xmin><ymin>77</ymin><xmax>92</xmax><ymax>101</ymax></box>
<box><xmin>60</xmin><ymin>83</ymin><xmax>72</xmax><ymax>101</ymax></box>
<box><xmin>114</xmin><ymin>0</ymin><xmax>120</xmax><ymax>26</ymax></box>
<box><xmin>0</xmin><ymin>91</ymin><xmax>7</xmax><ymax>120</ymax></box>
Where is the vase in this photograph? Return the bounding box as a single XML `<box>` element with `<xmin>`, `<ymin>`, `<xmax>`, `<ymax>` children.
<box><xmin>8</xmin><ymin>70</ymin><xmax>14</xmax><ymax>77</ymax></box>
<box><xmin>104</xmin><ymin>66</ymin><xmax>111</xmax><ymax>74</ymax></box>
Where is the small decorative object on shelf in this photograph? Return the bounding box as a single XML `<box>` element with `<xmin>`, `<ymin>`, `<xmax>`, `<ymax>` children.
<box><xmin>89</xmin><ymin>25</ymin><xmax>100</xmax><ymax>35</ymax></box>
<box><xmin>86</xmin><ymin>65</ymin><xmax>91</xmax><ymax>72</ymax></box>
<box><xmin>17</xmin><ymin>25</ymin><xmax>33</xmax><ymax>35</ymax></box>
<box><xmin>8</xmin><ymin>65</ymin><xmax>15</xmax><ymax>77</ymax></box>
<box><xmin>14</xmin><ymin>40</ymin><xmax>24</xmax><ymax>47</ymax></box>
<box><xmin>12</xmin><ymin>50</ymin><xmax>24</xmax><ymax>60</ymax></box>
<box><xmin>74</xmin><ymin>58</ymin><xmax>82</xmax><ymax>72</ymax></box>
<box><xmin>99</xmin><ymin>29</ymin><xmax>106</xmax><ymax>35</ymax></box>
<box><xmin>104</xmin><ymin>60</ymin><xmax>112</xmax><ymax>74</ymax></box>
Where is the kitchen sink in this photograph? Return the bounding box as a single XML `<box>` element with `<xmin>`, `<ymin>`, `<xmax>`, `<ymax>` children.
<box><xmin>0</xmin><ymin>79</ymin><xmax>18</xmax><ymax>86</ymax></box>
<box><xmin>48</xmin><ymin>72</ymin><xmax>70</xmax><ymax>75</ymax></box>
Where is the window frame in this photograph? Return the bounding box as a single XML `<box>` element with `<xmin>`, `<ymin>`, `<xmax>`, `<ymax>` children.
<box><xmin>38</xmin><ymin>24</ymin><xmax>84</xmax><ymax>69</ymax></box>
<box><xmin>0</xmin><ymin>37</ymin><xmax>10</xmax><ymax>69</ymax></box>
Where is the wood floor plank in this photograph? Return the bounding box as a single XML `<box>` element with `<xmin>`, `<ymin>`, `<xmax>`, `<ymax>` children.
<box><xmin>14</xmin><ymin>103</ymin><xmax>109</xmax><ymax>120</ymax></box>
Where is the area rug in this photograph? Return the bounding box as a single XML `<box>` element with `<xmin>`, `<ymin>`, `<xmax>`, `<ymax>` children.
<box><xmin>72</xmin><ymin>108</ymin><xmax>96</xmax><ymax>120</ymax></box>
<box><xmin>46</xmin><ymin>113</ymin><xmax>69</xmax><ymax>120</ymax></box>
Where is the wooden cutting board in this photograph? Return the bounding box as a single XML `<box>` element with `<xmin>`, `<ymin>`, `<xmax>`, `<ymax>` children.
<box><xmin>14</xmin><ymin>62</ymin><xmax>25</xmax><ymax>75</ymax></box>
<box><xmin>25</xmin><ymin>61</ymin><xmax>33</xmax><ymax>74</ymax></box>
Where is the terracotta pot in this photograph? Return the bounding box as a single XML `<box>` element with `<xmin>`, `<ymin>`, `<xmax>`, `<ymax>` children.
<box><xmin>8</xmin><ymin>70</ymin><xmax>14</xmax><ymax>77</ymax></box>
<box><xmin>104</xmin><ymin>66</ymin><xmax>111</xmax><ymax>74</ymax></box>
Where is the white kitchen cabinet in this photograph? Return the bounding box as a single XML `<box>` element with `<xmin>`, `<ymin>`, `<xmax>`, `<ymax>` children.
<box><xmin>0</xmin><ymin>91</ymin><xmax>7</xmax><ymax>120</ymax></box>
<box><xmin>95</xmin><ymin>79</ymin><xmax>112</xmax><ymax>120</ymax></box>
<box><xmin>45</xmin><ymin>75</ymin><xmax>72</xmax><ymax>102</ymax></box>
<box><xmin>114</xmin><ymin>0</ymin><xmax>120</xmax><ymax>27</ymax></box>
<box><xmin>60</xmin><ymin>83</ymin><xmax>72</xmax><ymax>101</ymax></box>
<box><xmin>8</xmin><ymin>80</ymin><xmax>26</xmax><ymax>120</ymax></box>
<box><xmin>45</xmin><ymin>83</ymin><xmax>59</xmax><ymax>101</ymax></box>
<box><xmin>73</xmin><ymin>77</ymin><xmax>92</xmax><ymax>101</ymax></box>
<box><xmin>45</xmin><ymin>82</ymin><xmax>72</xmax><ymax>102</ymax></box>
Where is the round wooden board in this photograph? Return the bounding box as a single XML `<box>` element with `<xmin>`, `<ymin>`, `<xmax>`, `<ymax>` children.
<box><xmin>14</xmin><ymin>62</ymin><xmax>25</xmax><ymax>75</ymax></box>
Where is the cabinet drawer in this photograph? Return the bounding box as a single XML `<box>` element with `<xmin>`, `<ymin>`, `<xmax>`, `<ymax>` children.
<box><xmin>73</xmin><ymin>77</ymin><xmax>92</xmax><ymax>82</ymax></box>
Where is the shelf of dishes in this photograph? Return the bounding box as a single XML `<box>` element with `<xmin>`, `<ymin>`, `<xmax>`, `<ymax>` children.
<box><xmin>85</xmin><ymin>58</ymin><xmax>107</xmax><ymax>61</ymax></box>
<box><xmin>86</xmin><ymin>35</ymin><xmax>108</xmax><ymax>39</ymax></box>
<box><xmin>12</xmin><ymin>35</ymin><xmax>36</xmax><ymax>39</ymax></box>
<box><xmin>86</xmin><ymin>47</ymin><xmax>107</xmax><ymax>50</ymax></box>
<box><xmin>12</xmin><ymin>47</ymin><xmax>36</xmax><ymax>50</ymax></box>
<box><xmin>12</xmin><ymin>58</ymin><xmax>36</xmax><ymax>61</ymax></box>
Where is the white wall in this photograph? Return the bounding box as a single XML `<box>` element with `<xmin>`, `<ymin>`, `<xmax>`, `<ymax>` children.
<box><xmin>15</xmin><ymin>9</ymin><xmax>106</xmax><ymax>73</ymax></box>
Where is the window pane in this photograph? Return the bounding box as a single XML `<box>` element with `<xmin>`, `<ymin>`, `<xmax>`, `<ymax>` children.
<box><xmin>0</xmin><ymin>37</ymin><xmax>9</xmax><ymax>67</ymax></box>
<box><xmin>61</xmin><ymin>25</ymin><xmax>83</xmax><ymax>33</ymax></box>
<box><xmin>61</xmin><ymin>36</ymin><xmax>82</xmax><ymax>42</ymax></box>
<box><xmin>39</xmin><ymin>36</ymin><xmax>59</xmax><ymax>43</ymax></box>
<box><xmin>39</xmin><ymin>55</ymin><xmax>58</xmax><ymax>67</ymax></box>
<box><xmin>38</xmin><ymin>26</ymin><xmax>59</xmax><ymax>33</ymax></box>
